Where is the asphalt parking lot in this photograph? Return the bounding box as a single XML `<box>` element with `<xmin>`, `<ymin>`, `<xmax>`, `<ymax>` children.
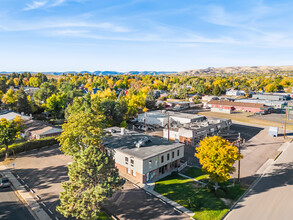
<box><xmin>103</xmin><ymin>181</ymin><xmax>189</xmax><ymax>220</ymax></box>
<box><xmin>6</xmin><ymin>145</ymin><xmax>189</xmax><ymax>220</ymax></box>
<box><xmin>184</xmin><ymin>122</ymin><xmax>284</xmax><ymax>185</ymax></box>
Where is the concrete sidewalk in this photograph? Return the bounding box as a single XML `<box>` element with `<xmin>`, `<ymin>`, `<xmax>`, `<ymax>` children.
<box><xmin>0</xmin><ymin>164</ymin><xmax>51</xmax><ymax>220</ymax></box>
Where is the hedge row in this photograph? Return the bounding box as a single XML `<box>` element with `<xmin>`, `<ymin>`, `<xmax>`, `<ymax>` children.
<box><xmin>0</xmin><ymin>136</ymin><xmax>59</xmax><ymax>158</ymax></box>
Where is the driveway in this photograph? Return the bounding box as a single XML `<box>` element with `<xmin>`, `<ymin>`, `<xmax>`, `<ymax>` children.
<box><xmin>226</xmin><ymin>142</ymin><xmax>293</xmax><ymax>220</ymax></box>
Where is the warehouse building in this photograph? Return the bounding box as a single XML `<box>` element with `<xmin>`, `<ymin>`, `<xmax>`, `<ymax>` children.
<box><xmin>137</xmin><ymin>110</ymin><xmax>206</xmax><ymax>128</ymax></box>
<box><xmin>163</xmin><ymin>118</ymin><xmax>232</xmax><ymax>145</ymax></box>
<box><xmin>207</xmin><ymin>100</ymin><xmax>271</xmax><ymax>113</ymax></box>
<box><xmin>252</xmin><ymin>93</ymin><xmax>290</xmax><ymax>101</ymax></box>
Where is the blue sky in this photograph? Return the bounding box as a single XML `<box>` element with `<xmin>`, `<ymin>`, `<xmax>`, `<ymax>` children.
<box><xmin>1</xmin><ymin>0</ymin><xmax>293</xmax><ymax>72</ymax></box>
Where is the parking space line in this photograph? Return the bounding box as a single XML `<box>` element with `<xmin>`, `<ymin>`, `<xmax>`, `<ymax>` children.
<box><xmin>55</xmin><ymin>217</ymin><xmax>59</xmax><ymax>220</ymax></box>
<box><xmin>16</xmin><ymin>174</ymin><xmax>20</xmax><ymax>179</ymax></box>
<box><xmin>173</xmin><ymin>208</ymin><xmax>183</xmax><ymax>214</ymax></box>
<box><xmin>48</xmin><ymin>209</ymin><xmax>53</xmax><ymax>214</ymax></box>
<box><xmin>20</xmin><ymin>179</ymin><xmax>24</xmax><ymax>184</ymax></box>
<box><xmin>30</xmin><ymin>189</ymin><xmax>35</xmax><ymax>193</ymax></box>
<box><xmin>41</xmin><ymin>202</ymin><xmax>46</xmax><ymax>207</ymax></box>
<box><xmin>36</xmin><ymin>195</ymin><xmax>41</xmax><ymax>200</ymax></box>
<box><xmin>145</xmin><ymin>191</ymin><xmax>152</xmax><ymax>196</ymax></box>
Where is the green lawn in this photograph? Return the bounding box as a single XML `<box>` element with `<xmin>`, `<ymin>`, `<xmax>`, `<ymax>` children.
<box><xmin>98</xmin><ymin>211</ymin><xmax>111</xmax><ymax>220</ymax></box>
<box><xmin>154</xmin><ymin>168</ymin><xmax>246</xmax><ymax>220</ymax></box>
<box><xmin>183</xmin><ymin>166</ymin><xmax>209</xmax><ymax>182</ymax></box>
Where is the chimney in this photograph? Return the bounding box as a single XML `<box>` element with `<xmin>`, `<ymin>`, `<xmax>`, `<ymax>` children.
<box><xmin>121</xmin><ymin>127</ymin><xmax>125</xmax><ymax>135</ymax></box>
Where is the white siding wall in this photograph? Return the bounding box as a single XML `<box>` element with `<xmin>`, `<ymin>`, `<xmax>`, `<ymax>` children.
<box><xmin>163</xmin><ymin>129</ymin><xmax>180</xmax><ymax>140</ymax></box>
<box><xmin>113</xmin><ymin>150</ymin><xmax>143</xmax><ymax>174</ymax></box>
<box><xmin>142</xmin><ymin>146</ymin><xmax>184</xmax><ymax>174</ymax></box>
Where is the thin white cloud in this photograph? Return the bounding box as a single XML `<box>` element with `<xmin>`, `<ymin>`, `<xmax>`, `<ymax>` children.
<box><xmin>24</xmin><ymin>0</ymin><xmax>78</xmax><ymax>11</ymax></box>
<box><xmin>0</xmin><ymin>21</ymin><xmax>131</xmax><ymax>33</ymax></box>
<box><xmin>24</xmin><ymin>1</ymin><xmax>48</xmax><ymax>11</ymax></box>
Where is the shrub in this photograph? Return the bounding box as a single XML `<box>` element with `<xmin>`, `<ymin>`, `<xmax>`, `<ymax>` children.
<box><xmin>215</xmin><ymin>189</ymin><xmax>226</xmax><ymax>198</ymax></box>
<box><xmin>0</xmin><ymin>136</ymin><xmax>58</xmax><ymax>158</ymax></box>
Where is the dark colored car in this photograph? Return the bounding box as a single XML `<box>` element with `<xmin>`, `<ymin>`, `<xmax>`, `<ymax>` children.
<box><xmin>0</xmin><ymin>178</ymin><xmax>11</xmax><ymax>188</ymax></box>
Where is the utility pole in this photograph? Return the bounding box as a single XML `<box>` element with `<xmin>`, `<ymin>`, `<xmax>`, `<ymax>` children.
<box><xmin>145</xmin><ymin>112</ymin><xmax>147</xmax><ymax>135</ymax></box>
<box><xmin>284</xmin><ymin>108</ymin><xmax>288</xmax><ymax>139</ymax></box>
<box><xmin>168</xmin><ymin>112</ymin><xmax>170</xmax><ymax>140</ymax></box>
<box><xmin>237</xmin><ymin>132</ymin><xmax>241</xmax><ymax>183</ymax></box>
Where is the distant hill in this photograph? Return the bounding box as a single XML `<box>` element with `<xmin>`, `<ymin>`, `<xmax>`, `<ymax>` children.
<box><xmin>177</xmin><ymin>66</ymin><xmax>293</xmax><ymax>75</ymax></box>
<box><xmin>0</xmin><ymin>71</ymin><xmax>177</xmax><ymax>76</ymax></box>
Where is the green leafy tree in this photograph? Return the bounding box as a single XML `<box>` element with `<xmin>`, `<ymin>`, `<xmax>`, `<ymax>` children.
<box><xmin>0</xmin><ymin>117</ymin><xmax>24</xmax><ymax>158</ymax></box>
<box><xmin>57</xmin><ymin>112</ymin><xmax>105</xmax><ymax>156</ymax></box>
<box><xmin>33</xmin><ymin>82</ymin><xmax>57</xmax><ymax>103</ymax></box>
<box><xmin>195</xmin><ymin>136</ymin><xmax>242</xmax><ymax>186</ymax></box>
<box><xmin>46</xmin><ymin>93</ymin><xmax>67</xmax><ymax>118</ymax></box>
<box><xmin>57</xmin><ymin>145</ymin><xmax>124</xmax><ymax>219</ymax></box>
<box><xmin>15</xmin><ymin>87</ymin><xmax>32</xmax><ymax>114</ymax></box>
<box><xmin>2</xmin><ymin>89</ymin><xmax>17</xmax><ymax>109</ymax></box>
<box><xmin>212</xmin><ymin>85</ymin><xmax>222</xmax><ymax>96</ymax></box>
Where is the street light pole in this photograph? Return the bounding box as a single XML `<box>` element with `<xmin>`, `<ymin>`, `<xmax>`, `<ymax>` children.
<box><xmin>237</xmin><ymin>133</ymin><xmax>241</xmax><ymax>183</ymax></box>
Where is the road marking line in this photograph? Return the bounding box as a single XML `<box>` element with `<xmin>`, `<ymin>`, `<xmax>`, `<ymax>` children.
<box><xmin>36</xmin><ymin>195</ymin><xmax>41</xmax><ymax>200</ymax></box>
<box><xmin>146</xmin><ymin>192</ymin><xmax>152</xmax><ymax>196</ymax></box>
<box><xmin>159</xmin><ymin>199</ymin><xmax>166</xmax><ymax>204</ymax></box>
<box><xmin>30</xmin><ymin>189</ymin><xmax>35</xmax><ymax>194</ymax></box>
<box><xmin>41</xmin><ymin>202</ymin><xmax>46</xmax><ymax>207</ymax></box>
<box><xmin>55</xmin><ymin>217</ymin><xmax>59</xmax><ymax>220</ymax></box>
<box><xmin>48</xmin><ymin>209</ymin><xmax>53</xmax><ymax>214</ymax></box>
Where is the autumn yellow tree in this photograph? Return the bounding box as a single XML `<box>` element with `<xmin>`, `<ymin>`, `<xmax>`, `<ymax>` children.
<box><xmin>195</xmin><ymin>136</ymin><xmax>242</xmax><ymax>187</ymax></box>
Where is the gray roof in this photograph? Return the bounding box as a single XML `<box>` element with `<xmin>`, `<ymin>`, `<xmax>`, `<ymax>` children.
<box><xmin>0</xmin><ymin>110</ymin><xmax>31</xmax><ymax>121</ymax></box>
<box><xmin>103</xmin><ymin>127</ymin><xmax>183</xmax><ymax>160</ymax></box>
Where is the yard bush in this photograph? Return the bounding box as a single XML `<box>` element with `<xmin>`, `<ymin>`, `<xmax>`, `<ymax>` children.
<box><xmin>0</xmin><ymin>136</ymin><xmax>59</xmax><ymax>158</ymax></box>
<box><xmin>215</xmin><ymin>189</ymin><xmax>226</xmax><ymax>198</ymax></box>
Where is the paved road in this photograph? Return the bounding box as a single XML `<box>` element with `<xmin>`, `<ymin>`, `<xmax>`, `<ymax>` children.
<box><xmin>226</xmin><ymin>142</ymin><xmax>293</xmax><ymax>220</ymax></box>
<box><xmin>0</xmin><ymin>175</ymin><xmax>34</xmax><ymax>220</ymax></box>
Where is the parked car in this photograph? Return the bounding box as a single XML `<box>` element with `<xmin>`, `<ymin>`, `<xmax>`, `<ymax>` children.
<box><xmin>0</xmin><ymin>178</ymin><xmax>11</xmax><ymax>188</ymax></box>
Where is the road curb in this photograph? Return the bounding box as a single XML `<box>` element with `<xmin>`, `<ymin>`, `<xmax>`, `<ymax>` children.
<box><xmin>0</xmin><ymin>165</ymin><xmax>51</xmax><ymax>220</ymax></box>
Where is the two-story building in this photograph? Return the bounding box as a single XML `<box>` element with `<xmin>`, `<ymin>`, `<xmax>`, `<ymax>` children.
<box><xmin>103</xmin><ymin>127</ymin><xmax>185</xmax><ymax>184</ymax></box>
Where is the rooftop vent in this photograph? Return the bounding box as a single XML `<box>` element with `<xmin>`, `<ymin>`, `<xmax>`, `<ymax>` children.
<box><xmin>135</xmin><ymin>136</ymin><xmax>151</xmax><ymax>148</ymax></box>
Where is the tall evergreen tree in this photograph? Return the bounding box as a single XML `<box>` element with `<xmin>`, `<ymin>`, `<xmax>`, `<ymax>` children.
<box><xmin>57</xmin><ymin>145</ymin><xmax>124</xmax><ymax>219</ymax></box>
<box><xmin>145</xmin><ymin>89</ymin><xmax>156</xmax><ymax>110</ymax></box>
<box><xmin>16</xmin><ymin>87</ymin><xmax>32</xmax><ymax>114</ymax></box>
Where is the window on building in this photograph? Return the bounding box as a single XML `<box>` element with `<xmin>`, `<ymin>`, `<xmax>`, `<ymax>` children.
<box><xmin>130</xmin><ymin>159</ymin><xmax>134</xmax><ymax>167</ymax></box>
<box><xmin>167</xmin><ymin>153</ymin><xmax>170</xmax><ymax>161</ymax></box>
<box><xmin>155</xmin><ymin>157</ymin><xmax>158</xmax><ymax>166</ymax></box>
<box><xmin>125</xmin><ymin>157</ymin><xmax>128</xmax><ymax>164</ymax></box>
<box><xmin>127</xmin><ymin>168</ymin><xmax>131</xmax><ymax>174</ymax></box>
<box><xmin>149</xmin><ymin>160</ymin><xmax>152</xmax><ymax>168</ymax></box>
<box><xmin>133</xmin><ymin>171</ymin><xmax>136</xmax><ymax>176</ymax></box>
<box><xmin>172</xmin><ymin>151</ymin><xmax>174</xmax><ymax>158</ymax></box>
<box><xmin>161</xmin><ymin>155</ymin><xmax>164</xmax><ymax>163</ymax></box>
<box><xmin>177</xmin><ymin>149</ymin><xmax>180</xmax><ymax>156</ymax></box>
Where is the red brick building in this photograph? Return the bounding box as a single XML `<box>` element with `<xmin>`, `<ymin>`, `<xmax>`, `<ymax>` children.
<box><xmin>207</xmin><ymin>100</ymin><xmax>270</xmax><ymax>113</ymax></box>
